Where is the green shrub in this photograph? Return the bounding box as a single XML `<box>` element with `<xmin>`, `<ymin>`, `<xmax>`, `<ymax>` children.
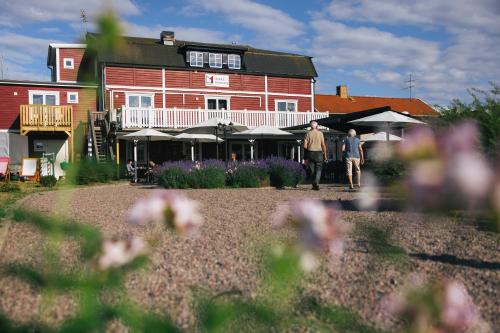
<box><xmin>0</xmin><ymin>182</ymin><xmax>21</xmax><ymax>193</ymax></box>
<box><xmin>66</xmin><ymin>160</ymin><xmax>117</xmax><ymax>185</ymax></box>
<box><xmin>190</xmin><ymin>167</ymin><xmax>226</xmax><ymax>189</ymax></box>
<box><xmin>158</xmin><ymin>167</ymin><xmax>191</xmax><ymax>189</ymax></box>
<box><xmin>367</xmin><ymin>160</ymin><xmax>406</xmax><ymax>185</ymax></box>
<box><xmin>230</xmin><ymin>165</ymin><xmax>269</xmax><ymax>188</ymax></box>
<box><xmin>40</xmin><ymin>175</ymin><xmax>57</xmax><ymax>188</ymax></box>
<box><xmin>60</xmin><ymin>161</ymin><xmax>71</xmax><ymax>171</ymax></box>
<box><xmin>265</xmin><ymin>157</ymin><xmax>305</xmax><ymax>189</ymax></box>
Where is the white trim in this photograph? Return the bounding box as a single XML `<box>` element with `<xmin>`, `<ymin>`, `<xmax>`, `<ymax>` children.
<box><xmin>208</xmin><ymin>53</ymin><xmax>223</xmax><ymax>68</ymax></box>
<box><xmin>67</xmin><ymin>91</ymin><xmax>79</xmax><ymax>104</ymax></box>
<box><xmin>189</xmin><ymin>51</ymin><xmax>204</xmax><ymax>68</ymax></box>
<box><xmin>50</xmin><ymin>43</ymin><xmax>86</xmax><ymax>48</ymax></box>
<box><xmin>205</xmin><ymin>95</ymin><xmax>230</xmax><ymax>110</ymax></box>
<box><xmin>162</xmin><ymin>67</ymin><xmax>166</xmax><ymax>109</ymax></box>
<box><xmin>275</xmin><ymin>99</ymin><xmax>298</xmax><ymax>112</ymax></box>
<box><xmin>29</xmin><ymin>90</ymin><xmax>60</xmax><ymax>105</ymax></box>
<box><xmin>264</xmin><ymin>75</ymin><xmax>269</xmax><ymax>112</ymax></box>
<box><xmin>311</xmin><ymin>79</ymin><xmax>315</xmax><ymax>112</ymax></box>
<box><xmin>105</xmin><ymin>84</ymin><xmax>313</xmax><ymax>98</ymax></box>
<box><xmin>56</xmin><ymin>48</ymin><xmax>60</xmax><ymax>82</ymax></box>
<box><xmin>57</xmin><ymin>79</ymin><xmax>78</xmax><ymax>84</ymax></box>
<box><xmin>125</xmin><ymin>92</ymin><xmax>155</xmax><ymax>108</ymax></box>
<box><xmin>63</xmin><ymin>57</ymin><xmax>74</xmax><ymax>69</ymax></box>
<box><xmin>0</xmin><ymin>81</ymin><xmax>97</xmax><ymax>88</ymax></box>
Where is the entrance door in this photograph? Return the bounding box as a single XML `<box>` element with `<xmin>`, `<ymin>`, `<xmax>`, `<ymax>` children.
<box><xmin>230</xmin><ymin>142</ymin><xmax>256</xmax><ymax>161</ymax></box>
<box><xmin>278</xmin><ymin>141</ymin><xmax>296</xmax><ymax>160</ymax></box>
<box><xmin>206</xmin><ymin>97</ymin><xmax>229</xmax><ymax>110</ymax></box>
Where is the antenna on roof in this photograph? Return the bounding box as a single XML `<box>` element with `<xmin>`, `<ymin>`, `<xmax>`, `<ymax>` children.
<box><xmin>402</xmin><ymin>73</ymin><xmax>416</xmax><ymax>99</ymax></box>
<box><xmin>80</xmin><ymin>9</ymin><xmax>88</xmax><ymax>38</ymax></box>
<box><xmin>0</xmin><ymin>54</ymin><xmax>5</xmax><ymax>80</ymax></box>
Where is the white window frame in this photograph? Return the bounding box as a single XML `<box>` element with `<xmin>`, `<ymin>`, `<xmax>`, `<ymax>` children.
<box><xmin>205</xmin><ymin>96</ymin><xmax>230</xmax><ymax>110</ymax></box>
<box><xmin>275</xmin><ymin>99</ymin><xmax>298</xmax><ymax>112</ymax></box>
<box><xmin>63</xmin><ymin>58</ymin><xmax>74</xmax><ymax>69</ymax></box>
<box><xmin>228</xmin><ymin>54</ymin><xmax>241</xmax><ymax>69</ymax></box>
<box><xmin>209</xmin><ymin>53</ymin><xmax>223</xmax><ymax>68</ymax></box>
<box><xmin>189</xmin><ymin>51</ymin><xmax>204</xmax><ymax>68</ymax></box>
<box><xmin>29</xmin><ymin>90</ymin><xmax>60</xmax><ymax>105</ymax></box>
<box><xmin>125</xmin><ymin>92</ymin><xmax>155</xmax><ymax>108</ymax></box>
<box><xmin>67</xmin><ymin>92</ymin><xmax>79</xmax><ymax>104</ymax></box>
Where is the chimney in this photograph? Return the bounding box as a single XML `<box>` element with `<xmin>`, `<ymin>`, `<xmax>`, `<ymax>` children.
<box><xmin>336</xmin><ymin>85</ymin><xmax>348</xmax><ymax>99</ymax></box>
<box><xmin>160</xmin><ymin>31</ymin><xmax>175</xmax><ymax>46</ymax></box>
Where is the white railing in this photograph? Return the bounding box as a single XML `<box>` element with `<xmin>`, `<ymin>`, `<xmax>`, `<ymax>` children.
<box><xmin>119</xmin><ymin>107</ymin><xmax>329</xmax><ymax>129</ymax></box>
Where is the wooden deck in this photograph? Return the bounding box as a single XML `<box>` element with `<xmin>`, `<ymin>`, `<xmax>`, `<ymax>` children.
<box><xmin>20</xmin><ymin>104</ymin><xmax>73</xmax><ymax>136</ymax></box>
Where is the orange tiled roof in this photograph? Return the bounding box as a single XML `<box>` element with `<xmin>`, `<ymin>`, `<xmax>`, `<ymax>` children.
<box><xmin>315</xmin><ymin>94</ymin><xmax>439</xmax><ymax>116</ymax></box>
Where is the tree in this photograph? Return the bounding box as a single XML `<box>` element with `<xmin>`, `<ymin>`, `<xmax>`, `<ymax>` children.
<box><xmin>437</xmin><ymin>83</ymin><xmax>500</xmax><ymax>157</ymax></box>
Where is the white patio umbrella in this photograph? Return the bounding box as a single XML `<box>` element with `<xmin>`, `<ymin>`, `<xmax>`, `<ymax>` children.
<box><xmin>174</xmin><ymin>133</ymin><xmax>223</xmax><ymax>161</ymax></box>
<box><xmin>183</xmin><ymin>118</ymin><xmax>248</xmax><ymax>160</ymax></box>
<box><xmin>121</xmin><ymin>129</ymin><xmax>175</xmax><ymax>182</ymax></box>
<box><xmin>234</xmin><ymin>125</ymin><xmax>292</xmax><ymax>160</ymax></box>
<box><xmin>361</xmin><ymin>131</ymin><xmax>402</xmax><ymax>142</ymax></box>
<box><xmin>348</xmin><ymin>110</ymin><xmax>425</xmax><ymax>141</ymax></box>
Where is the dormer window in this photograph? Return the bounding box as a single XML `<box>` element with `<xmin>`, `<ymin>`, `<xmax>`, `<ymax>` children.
<box><xmin>228</xmin><ymin>54</ymin><xmax>241</xmax><ymax>69</ymax></box>
<box><xmin>189</xmin><ymin>51</ymin><xmax>203</xmax><ymax>67</ymax></box>
<box><xmin>63</xmin><ymin>58</ymin><xmax>74</xmax><ymax>69</ymax></box>
<box><xmin>209</xmin><ymin>53</ymin><xmax>222</xmax><ymax>68</ymax></box>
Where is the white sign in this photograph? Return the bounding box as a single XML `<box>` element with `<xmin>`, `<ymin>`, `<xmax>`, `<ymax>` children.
<box><xmin>205</xmin><ymin>74</ymin><xmax>229</xmax><ymax>87</ymax></box>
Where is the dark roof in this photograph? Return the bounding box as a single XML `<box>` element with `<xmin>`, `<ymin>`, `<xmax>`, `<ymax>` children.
<box><xmin>316</xmin><ymin>94</ymin><xmax>439</xmax><ymax>116</ymax></box>
<box><xmin>0</xmin><ymin>79</ymin><xmax>98</xmax><ymax>88</ymax></box>
<box><xmin>87</xmin><ymin>33</ymin><xmax>317</xmax><ymax>78</ymax></box>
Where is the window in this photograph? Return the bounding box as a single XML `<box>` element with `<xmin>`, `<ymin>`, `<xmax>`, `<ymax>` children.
<box><xmin>63</xmin><ymin>58</ymin><xmax>74</xmax><ymax>69</ymax></box>
<box><xmin>189</xmin><ymin>51</ymin><xmax>204</xmax><ymax>67</ymax></box>
<box><xmin>206</xmin><ymin>97</ymin><xmax>229</xmax><ymax>110</ymax></box>
<box><xmin>209</xmin><ymin>53</ymin><xmax>222</xmax><ymax>68</ymax></box>
<box><xmin>276</xmin><ymin>100</ymin><xmax>297</xmax><ymax>112</ymax></box>
<box><xmin>67</xmin><ymin>92</ymin><xmax>79</xmax><ymax>104</ymax></box>
<box><xmin>126</xmin><ymin>93</ymin><xmax>154</xmax><ymax>108</ymax></box>
<box><xmin>29</xmin><ymin>91</ymin><xmax>59</xmax><ymax>105</ymax></box>
<box><xmin>228</xmin><ymin>54</ymin><xmax>241</xmax><ymax>69</ymax></box>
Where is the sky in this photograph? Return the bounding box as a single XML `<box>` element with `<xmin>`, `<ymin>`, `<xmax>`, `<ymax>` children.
<box><xmin>0</xmin><ymin>0</ymin><xmax>499</xmax><ymax>105</ymax></box>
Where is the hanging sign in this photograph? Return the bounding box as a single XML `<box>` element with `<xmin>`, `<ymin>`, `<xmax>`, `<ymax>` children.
<box><xmin>205</xmin><ymin>74</ymin><xmax>229</xmax><ymax>87</ymax></box>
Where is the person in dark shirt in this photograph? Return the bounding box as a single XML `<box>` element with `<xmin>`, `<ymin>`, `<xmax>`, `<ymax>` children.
<box><xmin>342</xmin><ymin>129</ymin><xmax>364</xmax><ymax>189</ymax></box>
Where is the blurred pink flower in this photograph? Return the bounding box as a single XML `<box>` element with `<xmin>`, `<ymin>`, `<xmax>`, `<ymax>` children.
<box><xmin>397</xmin><ymin>126</ymin><xmax>438</xmax><ymax>160</ymax></box>
<box><xmin>448</xmin><ymin>152</ymin><xmax>494</xmax><ymax>203</ymax></box>
<box><xmin>273</xmin><ymin>199</ymin><xmax>351</xmax><ymax>259</ymax></box>
<box><xmin>127</xmin><ymin>191</ymin><xmax>203</xmax><ymax>236</ymax></box>
<box><xmin>98</xmin><ymin>237</ymin><xmax>147</xmax><ymax>270</ymax></box>
<box><xmin>441</xmin><ymin>281</ymin><xmax>480</xmax><ymax>331</ymax></box>
<box><xmin>439</xmin><ymin>121</ymin><xmax>480</xmax><ymax>156</ymax></box>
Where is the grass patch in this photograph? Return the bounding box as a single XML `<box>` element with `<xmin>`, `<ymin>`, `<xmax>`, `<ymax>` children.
<box><xmin>355</xmin><ymin>225</ymin><xmax>409</xmax><ymax>267</ymax></box>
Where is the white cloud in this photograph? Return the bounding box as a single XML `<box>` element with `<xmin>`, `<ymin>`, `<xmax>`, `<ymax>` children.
<box><xmin>0</xmin><ymin>31</ymin><xmax>63</xmax><ymax>64</ymax></box>
<box><xmin>182</xmin><ymin>0</ymin><xmax>304</xmax><ymax>50</ymax></box>
<box><xmin>123</xmin><ymin>22</ymin><xmax>240</xmax><ymax>44</ymax></box>
<box><xmin>1</xmin><ymin>60</ymin><xmax>49</xmax><ymax>82</ymax></box>
<box><xmin>326</xmin><ymin>0</ymin><xmax>500</xmax><ymax>34</ymax></box>
<box><xmin>313</xmin><ymin>0</ymin><xmax>500</xmax><ymax>104</ymax></box>
<box><xmin>0</xmin><ymin>0</ymin><xmax>140</xmax><ymax>27</ymax></box>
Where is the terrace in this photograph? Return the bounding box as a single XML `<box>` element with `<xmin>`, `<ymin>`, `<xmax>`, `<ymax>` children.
<box><xmin>20</xmin><ymin>104</ymin><xmax>73</xmax><ymax>136</ymax></box>
<box><xmin>118</xmin><ymin>107</ymin><xmax>329</xmax><ymax>129</ymax></box>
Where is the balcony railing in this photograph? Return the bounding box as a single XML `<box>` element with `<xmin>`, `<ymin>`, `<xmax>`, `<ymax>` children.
<box><xmin>20</xmin><ymin>104</ymin><xmax>73</xmax><ymax>135</ymax></box>
<box><xmin>119</xmin><ymin>107</ymin><xmax>329</xmax><ymax>129</ymax></box>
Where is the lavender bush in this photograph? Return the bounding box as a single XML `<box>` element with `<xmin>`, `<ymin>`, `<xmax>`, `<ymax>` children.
<box><xmin>264</xmin><ymin>156</ymin><xmax>306</xmax><ymax>188</ymax></box>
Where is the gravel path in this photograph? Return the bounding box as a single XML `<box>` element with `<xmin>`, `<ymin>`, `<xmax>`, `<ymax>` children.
<box><xmin>0</xmin><ymin>184</ymin><xmax>498</xmax><ymax>332</ymax></box>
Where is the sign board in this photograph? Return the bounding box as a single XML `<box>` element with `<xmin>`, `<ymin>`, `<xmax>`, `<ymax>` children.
<box><xmin>205</xmin><ymin>74</ymin><xmax>229</xmax><ymax>88</ymax></box>
<box><xmin>21</xmin><ymin>158</ymin><xmax>38</xmax><ymax>177</ymax></box>
<box><xmin>34</xmin><ymin>141</ymin><xmax>45</xmax><ymax>152</ymax></box>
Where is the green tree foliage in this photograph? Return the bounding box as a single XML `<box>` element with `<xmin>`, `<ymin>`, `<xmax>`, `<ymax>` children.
<box><xmin>437</xmin><ymin>83</ymin><xmax>500</xmax><ymax>157</ymax></box>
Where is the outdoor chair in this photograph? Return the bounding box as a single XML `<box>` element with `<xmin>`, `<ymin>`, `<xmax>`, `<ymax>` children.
<box><xmin>20</xmin><ymin>158</ymin><xmax>40</xmax><ymax>182</ymax></box>
<box><xmin>0</xmin><ymin>157</ymin><xmax>10</xmax><ymax>182</ymax></box>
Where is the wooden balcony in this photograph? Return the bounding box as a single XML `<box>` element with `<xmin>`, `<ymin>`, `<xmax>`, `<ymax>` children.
<box><xmin>119</xmin><ymin>107</ymin><xmax>329</xmax><ymax>129</ymax></box>
<box><xmin>20</xmin><ymin>104</ymin><xmax>73</xmax><ymax>136</ymax></box>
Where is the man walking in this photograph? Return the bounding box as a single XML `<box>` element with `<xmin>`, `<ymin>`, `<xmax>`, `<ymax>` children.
<box><xmin>342</xmin><ymin>129</ymin><xmax>364</xmax><ymax>189</ymax></box>
<box><xmin>304</xmin><ymin>120</ymin><xmax>326</xmax><ymax>191</ymax></box>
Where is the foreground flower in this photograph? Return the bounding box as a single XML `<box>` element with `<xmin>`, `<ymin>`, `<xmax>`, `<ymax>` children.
<box><xmin>273</xmin><ymin>199</ymin><xmax>351</xmax><ymax>261</ymax></box>
<box><xmin>98</xmin><ymin>237</ymin><xmax>147</xmax><ymax>270</ymax></box>
<box><xmin>127</xmin><ymin>191</ymin><xmax>203</xmax><ymax>236</ymax></box>
<box><xmin>382</xmin><ymin>279</ymin><xmax>480</xmax><ymax>333</ymax></box>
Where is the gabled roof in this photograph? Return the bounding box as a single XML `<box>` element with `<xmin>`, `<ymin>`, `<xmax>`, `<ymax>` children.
<box><xmin>86</xmin><ymin>33</ymin><xmax>317</xmax><ymax>78</ymax></box>
<box><xmin>316</xmin><ymin>94</ymin><xmax>439</xmax><ymax>116</ymax></box>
